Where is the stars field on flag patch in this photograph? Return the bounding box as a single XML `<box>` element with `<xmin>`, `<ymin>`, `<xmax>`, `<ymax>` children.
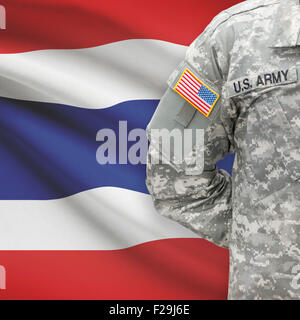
<box><xmin>174</xmin><ymin>68</ymin><xmax>219</xmax><ymax>117</ymax></box>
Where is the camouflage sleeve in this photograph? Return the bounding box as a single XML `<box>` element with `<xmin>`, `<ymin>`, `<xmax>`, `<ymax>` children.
<box><xmin>146</xmin><ymin>16</ymin><xmax>235</xmax><ymax>248</ymax></box>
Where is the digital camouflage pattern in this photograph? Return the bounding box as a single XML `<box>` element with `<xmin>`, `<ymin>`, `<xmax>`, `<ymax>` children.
<box><xmin>146</xmin><ymin>0</ymin><xmax>300</xmax><ymax>299</ymax></box>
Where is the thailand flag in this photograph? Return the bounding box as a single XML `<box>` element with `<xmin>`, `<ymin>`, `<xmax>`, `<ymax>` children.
<box><xmin>0</xmin><ymin>0</ymin><xmax>238</xmax><ymax>300</ymax></box>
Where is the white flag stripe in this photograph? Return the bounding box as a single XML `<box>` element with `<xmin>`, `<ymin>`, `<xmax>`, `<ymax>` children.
<box><xmin>0</xmin><ymin>40</ymin><xmax>187</xmax><ymax>109</ymax></box>
<box><xmin>0</xmin><ymin>187</ymin><xmax>199</xmax><ymax>250</ymax></box>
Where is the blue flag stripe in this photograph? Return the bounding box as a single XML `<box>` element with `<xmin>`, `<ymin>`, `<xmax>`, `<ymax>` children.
<box><xmin>0</xmin><ymin>97</ymin><xmax>235</xmax><ymax>200</ymax></box>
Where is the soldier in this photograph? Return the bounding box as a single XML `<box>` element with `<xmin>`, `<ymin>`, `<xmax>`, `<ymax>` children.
<box><xmin>146</xmin><ymin>0</ymin><xmax>300</xmax><ymax>299</ymax></box>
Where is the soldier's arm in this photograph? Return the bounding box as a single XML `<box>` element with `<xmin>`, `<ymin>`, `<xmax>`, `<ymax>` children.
<box><xmin>146</xmin><ymin>17</ymin><xmax>235</xmax><ymax>248</ymax></box>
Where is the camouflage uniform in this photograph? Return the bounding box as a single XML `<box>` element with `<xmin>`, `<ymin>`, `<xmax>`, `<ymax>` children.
<box><xmin>146</xmin><ymin>0</ymin><xmax>300</xmax><ymax>299</ymax></box>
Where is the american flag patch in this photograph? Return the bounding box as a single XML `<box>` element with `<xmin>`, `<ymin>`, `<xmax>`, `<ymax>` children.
<box><xmin>174</xmin><ymin>68</ymin><xmax>219</xmax><ymax>117</ymax></box>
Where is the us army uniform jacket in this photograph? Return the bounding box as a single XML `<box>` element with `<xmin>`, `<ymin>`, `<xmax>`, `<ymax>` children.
<box><xmin>146</xmin><ymin>0</ymin><xmax>300</xmax><ymax>300</ymax></box>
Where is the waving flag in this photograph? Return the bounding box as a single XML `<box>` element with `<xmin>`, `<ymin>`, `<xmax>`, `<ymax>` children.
<box><xmin>0</xmin><ymin>0</ymin><xmax>239</xmax><ymax>300</ymax></box>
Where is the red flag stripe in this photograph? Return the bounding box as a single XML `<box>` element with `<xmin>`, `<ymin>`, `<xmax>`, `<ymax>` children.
<box><xmin>0</xmin><ymin>239</ymin><xmax>229</xmax><ymax>300</ymax></box>
<box><xmin>0</xmin><ymin>0</ymin><xmax>242</xmax><ymax>53</ymax></box>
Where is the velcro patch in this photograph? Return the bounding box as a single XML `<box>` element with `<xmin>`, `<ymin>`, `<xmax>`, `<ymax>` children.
<box><xmin>174</xmin><ymin>68</ymin><xmax>220</xmax><ymax>118</ymax></box>
<box><xmin>226</xmin><ymin>67</ymin><xmax>298</xmax><ymax>98</ymax></box>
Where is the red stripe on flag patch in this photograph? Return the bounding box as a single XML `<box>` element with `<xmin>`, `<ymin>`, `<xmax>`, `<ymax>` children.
<box><xmin>179</xmin><ymin>78</ymin><xmax>211</xmax><ymax>111</ymax></box>
<box><xmin>174</xmin><ymin>68</ymin><xmax>219</xmax><ymax>117</ymax></box>
<box><xmin>176</xmin><ymin>84</ymin><xmax>209</xmax><ymax>115</ymax></box>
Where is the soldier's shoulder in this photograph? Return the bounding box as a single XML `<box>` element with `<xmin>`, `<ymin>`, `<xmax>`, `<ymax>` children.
<box><xmin>224</xmin><ymin>0</ymin><xmax>279</xmax><ymax>16</ymax></box>
<box><xmin>209</xmin><ymin>0</ymin><xmax>280</xmax><ymax>33</ymax></box>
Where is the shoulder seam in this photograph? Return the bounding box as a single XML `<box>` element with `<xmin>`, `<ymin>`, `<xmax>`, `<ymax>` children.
<box><xmin>195</xmin><ymin>0</ymin><xmax>280</xmax><ymax>47</ymax></box>
<box><xmin>210</xmin><ymin>0</ymin><xmax>280</xmax><ymax>34</ymax></box>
